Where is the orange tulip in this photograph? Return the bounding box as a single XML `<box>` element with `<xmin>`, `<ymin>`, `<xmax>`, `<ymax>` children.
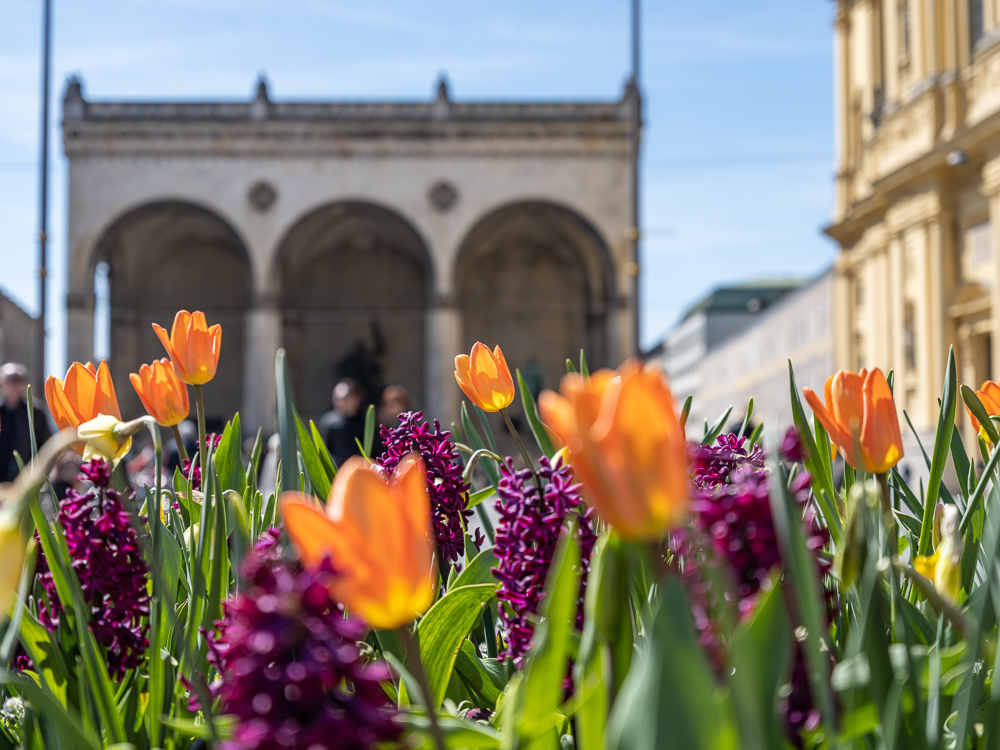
<box><xmin>153</xmin><ymin>310</ymin><xmax>221</xmax><ymax>385</ymax></box>
<box><xmin>803</xmin><ymin>368</ymin><xmax>903</xmax><ymax>474</ymax></box>
<box><xmin>129</xmin><ymin>358</ymin><xmax>190</xmax><ymax>427</ymax></box>
<box><xmin>281</xmin><ymin>454</ymin><xmax>436</xmax><ymax>630</ymax></box>
<box><xmin>45</xmin><ymin>361</ymin><xmax>124</xmax><ymax>455</ymax></box>
<box><xmin>966</xmin><ymin>379</ymin><xmax>1000</xmax><ymax>436</ymax></box>
<box><xmin>455</xmin><ymin>342</ymin><xmax>515</xmax><ymax>413</ymax></box>
<box><xmin>538</xmin><ymin>360</ymin><xmax>689</xmax><ymax>540</ymax></box>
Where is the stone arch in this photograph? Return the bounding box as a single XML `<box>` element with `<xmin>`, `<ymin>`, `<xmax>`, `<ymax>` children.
<box><xmin>455</xmin><ymin>200</ymin><xmax>614</xmax><ymax>398</ymax></box>
<box><xmin>90</xmin><ymin>201</ymin><xmax>252</xmax><ymax>430</ymax></box>
<box><xmin>274</xmin><ymin>201</ymin><xmax>432</xmax><ymax>421</ymax></box>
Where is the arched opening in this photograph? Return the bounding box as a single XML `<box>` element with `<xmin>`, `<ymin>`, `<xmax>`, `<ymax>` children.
<box><xmin>456</xmin><ymin>201</ymin><xmax>614</xmax><ymax>400</ymax></box>
<box><xmin>92</xmin><ymin>202</ymin><xmax>251</xmax><ymax>430</ymax></box>
<box><xmin>275</xmin><ymin>202</ymin><xmax>431</xmax><ymax>422</ymax></box>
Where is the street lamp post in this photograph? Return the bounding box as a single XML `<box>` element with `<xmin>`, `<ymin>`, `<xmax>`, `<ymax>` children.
<box><xmin>36</xmin><ymin>0</ymin><xmax>52</xmax><ymax>386</ymax></box>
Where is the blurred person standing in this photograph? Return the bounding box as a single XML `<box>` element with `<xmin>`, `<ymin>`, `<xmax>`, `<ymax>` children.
<box><xmin>378</xmin><ymin>384</ymin><xmax>411</xmax><ymax>428</ymax></box>
<box><xmin>320</xmin><ymin>379</ymin><xmax>366</xmax><ymax>467</ymax></box>
<box><xmin>0</xmin><ymin>363</ymin><xmax>52</xmax><ymax>483</ymax></box>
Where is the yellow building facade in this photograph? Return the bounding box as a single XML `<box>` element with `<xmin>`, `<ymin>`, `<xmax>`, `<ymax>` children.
<box><xmin>829</xmin><ymin>0</ymin><xmax>1000</xmax><ymax>443</ymax></box>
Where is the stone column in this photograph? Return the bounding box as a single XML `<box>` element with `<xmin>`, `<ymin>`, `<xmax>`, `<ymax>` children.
<box><xmin>65</xmin><ymin>288</ymin><xmax>94</xmax><ymax>367</ymax></box>
<box><xmin>426</xmin><ymin>294</ymin><xmax>462</xmax><ymax>428</ymax></box>
<box><xmin>982</xmin><ymin>156</ymin><xmax>1000</xmax><ymax>381</ymax></box>
<box><xmin>888</xmin><ymin>232</ymin><xmax>907</xmax><ymax>375</ymax></box>
<box><xmin>921</xmin><ymin>201</ymin><xmax>953</xmax><ymax>428</ymax></box>
<box><xmin>833</xmin><ymin>259</ymin><xmax>853</xmax><ymax>371</ymax></box>
<box><xmin>242</xmin><ymin>294</ymin><xmax>281</xmax><ymax>435</ymax></box>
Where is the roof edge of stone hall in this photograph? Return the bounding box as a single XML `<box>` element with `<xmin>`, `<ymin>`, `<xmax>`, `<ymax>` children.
<box><xmin>62</xmin><ymin>74</ymin><xmax>640</xmax><ymax>124</ymax></box>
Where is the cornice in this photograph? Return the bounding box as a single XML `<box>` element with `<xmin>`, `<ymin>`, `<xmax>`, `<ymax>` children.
<box><xmin>63</xmin><ymin>121</ymin><xmax>632</xmax><ymax>160</ymax></box>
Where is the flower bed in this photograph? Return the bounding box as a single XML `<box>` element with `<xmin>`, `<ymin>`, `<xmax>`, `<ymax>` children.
<box><xmin>1</xmin><ymin>315</ymin><xmax>999</xmax><ymax>750</ymax></box>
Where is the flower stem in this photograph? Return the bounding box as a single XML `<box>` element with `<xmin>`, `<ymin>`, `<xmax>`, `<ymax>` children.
<box><xmin>501</xmin><ymin>407</ymin><xmax>543</xmax><ymax>495</ymax></box>
<box><xmin>171</xmin><ymin>424</ymin><xmax>188</xmax><ymax>463</ymax></box>
<box><xmin>396</xmin><ymin>625</ymin><xmax>446</xmax><ymax>750</ymax></box>
<box><xmin>194</xmin><ymin>384</ymin><xmax>207</xmax><ymax>484</ymax></box>
<box><xmin>876</xmin><ymin>472</ymin><xmax>898</xmax><ymax>556</ymax></box>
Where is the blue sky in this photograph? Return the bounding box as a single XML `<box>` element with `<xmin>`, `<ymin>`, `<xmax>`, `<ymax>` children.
<box><xmin>0</xmin><ymin>0</ymin><xmax>839</xmax><ymax>377</ymax></box>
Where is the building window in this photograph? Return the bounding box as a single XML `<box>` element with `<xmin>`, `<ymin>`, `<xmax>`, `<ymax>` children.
<box><xmin>855</xmin><ymin>333</ymin><xmax>865</xmax><ymax>371</ymax></box>
<box><xmin>856</xmin><ymin>278</ymin><xmax>864</xmax><ymax>307</ymax></box>
<box><xmin>971</xmin><ymin>0</ymin><xmax>985</xmax><ymax>53</ymax></box>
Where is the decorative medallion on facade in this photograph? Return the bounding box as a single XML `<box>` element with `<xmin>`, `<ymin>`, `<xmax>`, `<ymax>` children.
<box><xmin>428</xmin><ymin>181</ymin><xmax>458</xmax><ymax>212</ymax></box>
<box><xmin>248</xmin><ymin>181</ymin><xmax>277</xmax><ymax>212</ymax></box>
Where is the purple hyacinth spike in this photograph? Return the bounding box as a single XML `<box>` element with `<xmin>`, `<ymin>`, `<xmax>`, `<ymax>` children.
<box><xmin>678</xmin><ymin>433</ymin><xmax>833</xmax><ymax>747</ymax></box>
<box><xmin>28</xmin><ymin>458</ymin><xmax>150</xmax><ymax>680</ymax></box>
<box><xmin>492</xmin><ymin>455</ymin><xmax>596</xmax><ymax>671</ymax></box>
<box><xmin>206</xmin><ymin>530</ymin><xmax>401</xmax><ymax>750</ymax></box>
<box><xmin>377</xmin><ymin>411</ymin><xmax>472</xmax><ymax>565</ymax></box>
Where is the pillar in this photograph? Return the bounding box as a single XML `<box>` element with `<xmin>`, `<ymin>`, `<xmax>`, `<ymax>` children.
<box><xmin>242</xmin><ymin>294</ymin><xmax>281</xmax><ymax>435</ymax></box>
<box><xmin>426</xmin><ymin>294</ymin><xmax>462</xmax><ymax>429</ymax></box>
<box><xmin>984</xmin><ymin>156</ymin><xmax>1000</xmax><ymax>381</ymax></box>
<box><xmin>65</xmin><ymin>288</ymin><xmax>94</xmax><ymax>368</ymax></box>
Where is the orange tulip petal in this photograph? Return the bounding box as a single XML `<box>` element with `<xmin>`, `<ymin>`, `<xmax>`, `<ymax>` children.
<box><xmin>861</xmin><ymin>369</ymin><xmax>904</xmax><ymax>473</ymax></box>
<box><xmin>804</xmin><ymin>385</ymin><xmax>863</xmax><ymax>469</ymax></box>
<box><xmin>281</xmin><ymin>497</ymin><xmax>348</xmax><ymax>569</ymax></box>
<box><xmin>829</xmin><ymin>370</ymin><xmax>866</xmax><ymax>439</ymax></box>
<box><xmin>62</xmin><ymin>362</ymin><xmax>98</xmax><ymax>422</ymax></box>
<box><xmin>45</xmin><ymin>376</ymin><xmax>79</xmax><ymax>432</ymax></box>
<box><xmin>94</xmin><ymin>361</ymin><xmax>122</xmax><ymax>420</ymax></box>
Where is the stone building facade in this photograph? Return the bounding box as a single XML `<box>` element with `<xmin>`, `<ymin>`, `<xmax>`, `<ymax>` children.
<box><xmin>827</xmin><ymin>0</ymin><xmax>1000</xmax><ymax>446</ymax></box>
<box><xmin>698</xmin><ymin>271</ymin><xmax>834</xmax><ymax>454</ymax></box>
<box><xmin>62</xmin><ymin>77</ymin><xmax>639</xmax><ymax>432</ymax></box>
<box><xmin>647</xmin><ymin>279</ymin><xmax>806</xmax><ymax>436</ymax></box>
<box><xmin>0</xmin><ymin>291</ymin><xmax>37</xmax><ymax>383</ymax></box>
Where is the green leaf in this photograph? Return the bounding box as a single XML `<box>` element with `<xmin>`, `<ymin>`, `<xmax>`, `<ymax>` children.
<box><xmin>15</xmin><ymin>611</ymin><xmax>69</xmax><ymax>705</ymax></box>
<box><xmin>453</xmin><ymin>640</ymin><xmax>506</xmax><ymax>707</ymax></box>
<box><xmin>462</xmin><ymin>403</ymin><xmax>500</xmax><ymax>488</ymax></box>
<box><xmin>701</xmin><ymin>406</ymin><xmax>732</xmax><ymax>445</ymax></box>
<box><xmin>453</xmin><ymin>548</ymin><xmax>500</xmax><ymax>589</ymax></box>
<box><xmin>0</xmin><ymin>672</ymin><xmax>101</xmax><ymax>750</ymax></box>
<box><xmin>363</xmin><ymin>404</ymin><xmax>376</xmax><ymax>458</ymax></box>
<box><xmin>398</xmin><ymin>712</ymin><xmax>502</xmax><ymax>749</ymax></box>
<box><xmin>948</xmin><ymin>424</ymin><xmax>972</xmax><ymax>502</ymax></box>
<box><xmin>769</xmin><ymin>463</ymin><xmax>836</xmax><ymax>734</ymax></box>
<box><xmin>788</xmin><ymin>360</ymin><xmax>843</xmax><ymax>546</ymax></box>
<box><xmin>510</xmin><ymin>530</ymin><xmax>581</xmax><ymax>748</ymax></box>
<box><xmin>215</xmin><ymin>414</ymin><xmax>246</xmax><ymax>496</ymax></box>
<box><xmin>918</xmin><ymin>347</ymin><xmax>956</xmax><ymax>556</ymax></box>
<box><xmin>295</xmin><ymin>410</ymin><xmax>332</xmax><ymax>501</ymax></box>
<box><xmin>309</xmin><ymin>419</ymin><xmax>338</xmax><ymax>478</ymax></box>
<box><xmin>727</xmin><ymin>579</ymin><xmax>791</xmax><ymax>750</ymax></box>
<box><xmin>579</xmin><ymin>349</ymin><xmax>590</xmax><ymax>377</ymax></box>
<box><xmin>469</xmin><ymin>487</ymin><xmax>495</xmax><ymax>509</ymax></box>
<box><xmin>605</xmin><ymin>579</ymin><xmax>738</xmax><ymax>750</ymax></box>
<box><xmin>737</xmin><ymin>398</ymin><xmax>754</xmax><ymax>440</ymax></box>
<box><xmin>960</xmin><ymin>383</ymin><xmax>1000</xmax><ymax>445</ymax></box>
<box><xmin>416</xmin><ymin>583</ymin><xmax>500</xmax><ymax>708</ymax></box>
<box><xmin>566</xmin><ymin>359</ymin><xmax>577</xmax><ymax>375</ymax></box>
<box><xmin>517</xmin><ymin>369</ymin><xmax>557</xmax><ymax>459</ymax></box>
<box><xmin>275</xmin><ymin>348</ymin><xmax>299</xmax><ymax>494</ymax></box>
<box><xmin>679</xmin><ymin>395</ymin><xmax>693</xmax><ymax>432</ymax></box>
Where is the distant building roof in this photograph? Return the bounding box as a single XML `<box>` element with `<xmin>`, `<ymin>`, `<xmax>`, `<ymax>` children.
<box><xmin>680</xmin><ymin>278</ymin><xmax>810</xmax><ymax>322</ymax></box>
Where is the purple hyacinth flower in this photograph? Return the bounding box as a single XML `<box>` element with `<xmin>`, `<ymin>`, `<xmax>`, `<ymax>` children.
<box><xmin>206</xmin><ymin>530</ymin><xmax>401</xmax><ymax>750</ymax></box>
<box><xmin>28</xmin><ymin>458</ymin><xmax>150</xmax><ymax>680</ymax></box>
<box><xmin>492</xmin><ymin>456</ymin><xmax>596</xmax><ymax>671</ymax></box>
<box><xmin>377</xmin><ymin>411</ymin><xmax>472</xmax><ymax>565</ymax></box>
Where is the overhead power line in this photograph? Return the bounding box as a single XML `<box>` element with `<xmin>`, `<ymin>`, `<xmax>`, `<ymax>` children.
<box><xmin>647</xmin><ymin>150</ymin><xmax>834</xmax><ymax>169</ymax></box>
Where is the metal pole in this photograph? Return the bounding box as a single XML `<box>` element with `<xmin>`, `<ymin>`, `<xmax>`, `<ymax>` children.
<box><xmin>36</xmin><ymin>0</ymin><xmax>52</xmax><ymax>386</ymax></box>
<box><xmin>630</xmin><ymin>0</ymin><xmax>642</xmax><ymax>357</ymax></box>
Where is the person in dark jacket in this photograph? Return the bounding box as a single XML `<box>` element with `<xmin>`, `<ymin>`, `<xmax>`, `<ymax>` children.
<box><xmin>319</xmin><ymin>379</ymin><xmax>367</xmax><ymax>467</ymax></box>
<box><xmin>0</xmin><ymin>363</ymin><xmax>52</xmax><ymax>483</ymax></box>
